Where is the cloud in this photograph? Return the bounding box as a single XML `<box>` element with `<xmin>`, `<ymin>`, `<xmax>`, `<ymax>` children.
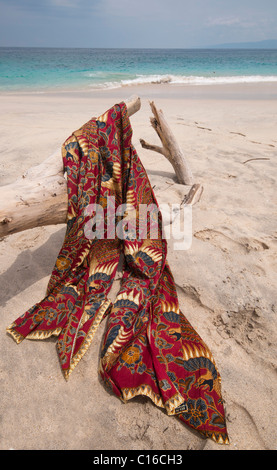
<box><xmin>0</xmin><ymin>0</ymin><xmax>277</xmax><ymax>48</ymax></box>
<box><xmin>207</xmin><ymin>16</ymin><xmax>241</xmax><ymax>27</ymax></box>
<box><xmin>97</xmin><ymin>0</ymin><xmax>171</xmax><ymax>20</ymax></box>
<box><xmin>50</xmin><ymin>0</ymin><xmax>80</xmax><ymax>6</ymax></box>
<box><xmin>0</xmin><ymin>0</ymin><xmax>99</xmax><ymax>14</ymax></box>
<box><xmin>206</xmin><ymin>16</ymin><xmax>260</xmax><ymax>30</ymax></box>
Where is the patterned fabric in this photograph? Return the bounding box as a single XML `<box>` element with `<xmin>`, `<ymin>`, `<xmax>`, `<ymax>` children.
<box><xmin>7</xmin><ymin>102</ymin><xmax>229</xmax><ymax>445</ymax></box>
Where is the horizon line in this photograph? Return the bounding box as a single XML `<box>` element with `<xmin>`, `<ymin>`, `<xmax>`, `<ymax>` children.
<box><xmin>1</xmin><ymin>44</ymin><xmax>277</xmax><ymax>50</ymax></box>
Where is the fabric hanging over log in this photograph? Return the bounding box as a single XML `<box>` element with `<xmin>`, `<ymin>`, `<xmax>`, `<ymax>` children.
<box><xmin>7</xmin><ymin>102</ymin><xmax>229</xmax><ymax>445</ymax></box>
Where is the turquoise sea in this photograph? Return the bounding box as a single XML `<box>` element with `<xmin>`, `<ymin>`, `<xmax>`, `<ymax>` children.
<box><xmin>0</xmin><ymin>47</ymin><xmax>277</xmax><ymax>92</ymax></box>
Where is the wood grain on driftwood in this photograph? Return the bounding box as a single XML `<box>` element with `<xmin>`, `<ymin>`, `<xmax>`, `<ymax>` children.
<box><xmin>140</xmin><ymin>101</ymin><xmax>194</xmax><ymax>186</ymax></box>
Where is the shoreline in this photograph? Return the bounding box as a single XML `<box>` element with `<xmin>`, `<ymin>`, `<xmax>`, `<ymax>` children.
<box><xmin>1</xmin><ymin>80</ymin><xmax>277</xmax><ymax>100</ymax></box>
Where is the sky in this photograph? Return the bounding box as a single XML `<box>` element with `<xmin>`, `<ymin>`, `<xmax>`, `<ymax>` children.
<box><xmin>0</xmin><ymin>0</ymin><xmax>277</xmax><ymax>48</ymax></box>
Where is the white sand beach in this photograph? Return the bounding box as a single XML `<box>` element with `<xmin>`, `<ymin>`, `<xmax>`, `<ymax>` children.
<box><xmin>0</xmin><ymin>83</ymin><xmax>277</xmax><ymax>450</ymax></box>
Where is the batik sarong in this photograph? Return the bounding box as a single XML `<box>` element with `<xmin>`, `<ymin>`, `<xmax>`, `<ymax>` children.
<box><xmin>7</xmin><ymin>102</ymin><xmax>229</xmax><ymax>444</ymax></box>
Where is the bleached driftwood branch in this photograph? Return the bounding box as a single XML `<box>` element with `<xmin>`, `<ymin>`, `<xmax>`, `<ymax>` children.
<box><xmin>0</xmin><ymin>96</ymin><xmax>141</xmax><ymax>238</ymax></box>
<box><xmin>181</xmin><ymin>184</ymin><xmax>204</xmax><ymax>206</ymax></box>
<box><xmin>140</xmin><ymin>101</ymin><xmax>194</xmax><ymax>186</ymax></box>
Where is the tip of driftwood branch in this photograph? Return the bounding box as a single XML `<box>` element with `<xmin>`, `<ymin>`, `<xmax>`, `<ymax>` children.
<box><xmin>126</xmin><ymin>95</ymin><xmax>141</xmax><ymax>117</ymax></box>
<box><xmin>181</xmin><ymin>184</ymin><xmax>204</xmax><ymax>206</ymax></box>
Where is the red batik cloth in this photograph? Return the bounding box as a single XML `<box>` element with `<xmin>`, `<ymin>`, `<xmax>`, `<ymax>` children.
<box><xmin>7</xmin><ymin>102</ymin><xmax>229</xmax><ymax>444</ymax></box>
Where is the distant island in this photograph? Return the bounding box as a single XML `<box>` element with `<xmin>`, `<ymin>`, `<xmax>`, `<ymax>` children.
<box><xmin>208</xmin><ymin>39</ymin><xmax>277</xmax><ymax>49</ymax></box>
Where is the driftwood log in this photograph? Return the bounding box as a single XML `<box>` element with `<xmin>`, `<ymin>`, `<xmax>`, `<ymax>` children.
<box><xmin>140</xmin><ymin>101</ymin><xmax>194</xmax><ymax>186</ymax></box>
<box><xmin>0</xmin><ymin>96</ymin><xmax>202</xmax><ymax>239</ymax></box>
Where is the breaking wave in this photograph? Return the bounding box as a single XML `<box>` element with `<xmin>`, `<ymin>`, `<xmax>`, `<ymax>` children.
<box><xmin>89</xmin><ymin>74</ymin><xmax>277</xmax><ymax>89</ymax></box>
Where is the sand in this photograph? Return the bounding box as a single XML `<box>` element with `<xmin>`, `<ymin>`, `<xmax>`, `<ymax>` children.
<box><xmin>0</xmin><ymin>83</ymin><xmax>276</xmax><ymax>450</ymax></box>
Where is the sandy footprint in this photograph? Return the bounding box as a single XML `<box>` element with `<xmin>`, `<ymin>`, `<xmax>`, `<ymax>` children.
<box><xmin>216</xmin><ymin>306</ymin><xmax>266</xmax><ymax>348</ymax></box>
<box><xmin>238</xmin><ymin>237</ymin><xmax>269</xmax><ymax>252</ymax></box>
<box><xmin>194</xmin><ymin>229</ymin><xmax>269</xmax><ymax>254</ymax></box>
<box><xmin>194</xmin><ymin>229</ymin><xmax>246</xmax><ymax>254</ymax></box>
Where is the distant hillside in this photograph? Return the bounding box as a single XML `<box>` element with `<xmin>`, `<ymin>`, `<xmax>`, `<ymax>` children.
<box><xmin>208</xmin><ymin>39</ymin><xmax>277</xmax><ymax>49</ymax></box>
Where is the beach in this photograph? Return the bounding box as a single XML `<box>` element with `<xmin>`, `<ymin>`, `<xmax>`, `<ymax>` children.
<box><xmin>0</xmin><ymin>82</ymin><xmax>277</xmax><ymax>450</ymax></box>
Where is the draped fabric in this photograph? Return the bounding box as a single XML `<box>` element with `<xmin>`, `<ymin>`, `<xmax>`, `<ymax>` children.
<box><xmin>7</xmin><ymin>102</ymin><xmax>229</xmax><ymax>445</ymax></box>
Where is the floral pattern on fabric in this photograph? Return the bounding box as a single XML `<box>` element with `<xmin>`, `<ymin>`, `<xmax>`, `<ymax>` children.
<box><xmin>7</xmin><ymin>102</ymin><xmax>229</xmax><ymax>445</ymax></box>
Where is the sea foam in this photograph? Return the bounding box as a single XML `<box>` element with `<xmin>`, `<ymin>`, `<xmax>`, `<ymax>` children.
<box><xmin>94</xmin><ymin>74</ymin><xmax>277</xmax><ymax>89</ymax></box>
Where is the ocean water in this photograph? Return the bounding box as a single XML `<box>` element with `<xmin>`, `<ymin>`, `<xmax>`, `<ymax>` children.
<box><xmin>0</xmin><ymin>47</ymin><xmax>277</xmax><ymax>92</ymax></box>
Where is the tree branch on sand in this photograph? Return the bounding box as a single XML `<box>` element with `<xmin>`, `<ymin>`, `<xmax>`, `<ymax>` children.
<box><xmin>0</xmin><ymin>96</ymin><xmax>203</xmax><ymax>239</ymax></box>
<box><xmin>140</xmin><ymin>101</ymin><xmax>194</xmax><ymax>186</ymax></box>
